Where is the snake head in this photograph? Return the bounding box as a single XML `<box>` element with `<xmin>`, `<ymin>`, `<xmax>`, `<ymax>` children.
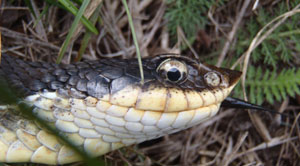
<box><xmin>138</xmin><ymin>54</ymin><xmax>242</xmax><ymax>112</ymax></box>
<box><xmin>147</xmin><ymin>54</ymin><xmax>242</xmax><ymax>90</ymax></box>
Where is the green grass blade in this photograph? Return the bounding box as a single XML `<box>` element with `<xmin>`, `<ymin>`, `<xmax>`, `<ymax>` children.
<box><xmin>58</xmin><ymin>0</ymin><xmax>99</xmax><ymax>34</ymax></box>
<box><xmin>45</xmin><ymin>0</ymin><xmax>64</xmax><ymax>8</ymax></box>
<box><xmin>73</xmin><ymin>0</ymin><xmax>84</xmax><ymax>5</ymax></box>
<box><xmin>75</xmin><ymin>3</ymin><xmax>102</xmax><ymax>62</ymax></box>
<box><xmin>24</xmin><ymin>0</ymin><xmax>36</xmax><ymax>18</ymax></box>
<box><xmin>56</xmin><ymin>0</ymin><xmax>90</xmax><ymax>64</ymax></box>
<box><xmin>122</xmin><ymin>0</ymin><xmax>144</xmax><ymax>84</ymax></box>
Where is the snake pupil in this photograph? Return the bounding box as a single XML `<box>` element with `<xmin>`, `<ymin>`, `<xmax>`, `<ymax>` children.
<box><xmin>167</xmin><ymin>68</ymin><xmax>181</xmax><ymax>82</ymax></box>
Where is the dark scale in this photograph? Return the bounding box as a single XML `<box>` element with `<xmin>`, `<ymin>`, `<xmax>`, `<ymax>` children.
<box><xmin>28</xmin><ymin>61</ymin><xmax>42</xmax><ymax>68</ymax></box>
<box><xmin>124</xmin><ymin>67</ymin><xmax>141</xmax><ymax>80</ymax></box>
<box><xmin>110</xmin><ymin>76</ymin><xmax>137</xmax><ymax>94</ymax></box>
<box><xmin>78</xmin><ymin>69</ymin><xmax>90</xmax><ymax>79</ymax></box>
<box><xmin>101</xmin><ymin>68</ymin><xmax>123</xmax><ymax>80</ymax></box>
<box><xmin>87</xmin><ymin>76</ymin><xmax>110</xmax><ymax>99</ymax></box>
<box><xmin>53</xmin><ymin>69</ymin><xmax>66</xmax><ymax>76</ymax></box>
<box><xmin>63</xmin><ymin>64</ymin><xmax>76</xmax><ymax>69</ymax></box>
<box><xmin>70</xmin><ymin>88</ymin><xmax>87</xmax><ymax>99</ymax></box>
<box><xmin>67</xmin><ymin>69</ymin><xmax>78</xmax><ymax>76</ymax></box>
<box><xmin>49</xmin><ymin>81</ymin><xmax>64</xmax><ymax>90</ymax></box>
<box><xmin>29</xmin><ymin>80</ymin><xmax>47</xmax><ymax>91</ymax></box>
<box><xmin>41</xmin><ymin>73</ymin><xmax>56</xmax><ymax>83</ymax></box>
<box><xmin>0</xmin><ymin>53</ymin><xmax>241</xmax><ymax>100</ymax></box>
<box><xmin>41</xmin><ymin>62</ymin><xmax>52</xmax><ymax>69</ymax></box>
<box><xmin>85</xmin><ymin>71</ymin><xmax>100</xmax><ymax>81</ymax></box>
<box><xmin>57</xmin><ymin>74</ymin><xmax>69</xmax><ymax>82</ymax></box>
<box><xmin>76</xmin><ymin>79</ymin><xmax>88</xmax><ymax>92</ymax></box>
<box><xmin>68</xmin><ymin>75</ymin><xmax>80</xmax><ymax>86</ymax></box>
<box><xmin>75</xmin><ymin>62</ymin><xmax>90</xmax><ymax>69</ymax></box>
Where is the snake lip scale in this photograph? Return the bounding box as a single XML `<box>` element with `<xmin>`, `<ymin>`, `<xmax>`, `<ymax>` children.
<box><xmin>0</xmin><ymin>54</ymin><xmax>243</xmax><ymax>164</ymax></box>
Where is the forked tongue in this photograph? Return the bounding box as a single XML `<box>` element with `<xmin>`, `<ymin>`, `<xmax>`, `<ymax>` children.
<box><xmin>221</xmin><ymin>97</ymin><xmax>288</xmax><ymax>117</ymax></box>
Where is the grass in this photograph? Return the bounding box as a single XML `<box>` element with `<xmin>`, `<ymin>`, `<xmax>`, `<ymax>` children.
<box><xmin>0</xmin><ymin>0</ymin><xmax>300</xmax><ymax>165</ymax></box>
<box><xmin>232</xmin><ymin>1</ymin><xmax>300</xmax><ymax>105</ymax></box>
<box><xmin>121</xmin><ymin>0</ymin><xmax>144</xmax><ymax>84</ymax></box>
<box><xmin>56</xmin><ymin>0</ymin><xmax>91</xmax><ymax>64</ymax></box>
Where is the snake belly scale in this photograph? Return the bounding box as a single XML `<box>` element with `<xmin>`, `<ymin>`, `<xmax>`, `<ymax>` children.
<box><xmin>0</xmin><ymin>54</ymin><xmax>241</xmax><ymax>164</ymax></box>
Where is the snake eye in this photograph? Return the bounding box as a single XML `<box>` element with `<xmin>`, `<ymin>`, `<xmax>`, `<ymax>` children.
<box><xmin>204</xmin><ymin>71</ymin><xmax>220</xmax><ymax>87</ymax></box>
<box><xmin>157</xmin><ymin>59</ymin><xmax>188</xmax><ymax>83</ymax></box>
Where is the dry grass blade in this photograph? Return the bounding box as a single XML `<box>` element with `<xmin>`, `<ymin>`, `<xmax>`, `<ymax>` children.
<box><xmin>140</xmin><ymin>2</ymin><xmax>165</xmax><ymax>53</ymax></box>
<box><xmin>29</xmin><ymin>0</ymin><xmax>48</xmax><ymax>42</ymax></box>
<box><xmin>233</xmin><ymin>6</ymin><xmax>300</xmax><ymax>157</ymax></box>
<box><xmin>71</xmin><ymin>0</ymin><xmax>103</xmax><ymax>41</ymax></box>
<box><xmin>122</xmin><ymin>0</ymin><xmax>144</xmax><ymax>84</ymax></box>
<box><xmin>56</xmin><ymin>0</ymin><xmax>91</xmax><ymax>64</ymax></box>
<box><xmin>221</xmin><ymin>132</ymin><xmax>248</xmax><ymax>166</ymax></box>
<box><xmin>216</xmin><ymin>0</ymin><xmax>251</xmax><ymax>67</ymax></box>
<box><xmin>248</xmin><ymin>112</ymin><xmax>272</xmax><ymax>143</ymax></box>
<box><xmin>0</xmin><ymin>27</ymin><xmax>52</xmax><ymax>49</ymax></box>
<box><xmin>0</xmin><ymin>29</ymin><xmax>1</xmax><ymax>63</ymax></box>
<box><xmin>274</xmin><ymin>98</ymin><xmax>289</xmax><ymax>125</ymax></box>
<box><xmin>236</xmin><ymin>136</ymin><xmax>299</xmax><ymax>159</ymax></box>
<box><xmin>75</xmin><ymin>3</ymin><xmax>102</xmax><ymax>62</ymax></box>
<box><xmin>177</xmin><ymin>26</ymin><xmax>199</xmax><ymax>60</ymax></box>
<box><xmin>241</xmin><ymin>6</ymin><xmax>300</xmax><ymax>94</ymax></box>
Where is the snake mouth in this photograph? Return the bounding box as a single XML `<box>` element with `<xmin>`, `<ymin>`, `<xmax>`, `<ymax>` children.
<box><xmin>25</xmin><ymin>77</ymin><xmax>240</xmax><ymax>133</ymax></box>
<box><xmin>132</xmin><ymin>73</ymin><xmax>241</xmax><ymax>113</ymax></box>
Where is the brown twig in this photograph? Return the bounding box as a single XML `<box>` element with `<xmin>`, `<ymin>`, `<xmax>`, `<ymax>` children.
<box><xmin>0</xmin><ymin>26</ymin><xmax>78</xmax><ymax>55</ymax></box>
<box><xmin>216</xmin><ymin>0</ymin><xmax>251</xmax><ymax>67</ymax></box>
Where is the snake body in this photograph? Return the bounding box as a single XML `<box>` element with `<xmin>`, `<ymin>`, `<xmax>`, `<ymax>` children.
<box><xmin>0</xmin><ymin>54</ymin><xmax>241</xmax><ymax>164</ymax></box>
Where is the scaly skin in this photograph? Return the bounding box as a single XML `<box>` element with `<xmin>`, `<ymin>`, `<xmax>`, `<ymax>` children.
<box><xmin>0</xmin><ymin>54</ymin><xmax>241</xmax><ymax>164</ymax></box>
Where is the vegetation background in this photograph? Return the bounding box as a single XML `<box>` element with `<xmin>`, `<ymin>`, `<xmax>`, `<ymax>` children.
<box><xmin>0</xmin><ymin>0</ymin><xmax>299</xmax><ymax>165</ymax></box>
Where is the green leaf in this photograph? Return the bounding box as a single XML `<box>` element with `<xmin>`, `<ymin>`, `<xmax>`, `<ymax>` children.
<box><xmin>24</xmin><ymin>0</ymin><xmax>36</xmax><ymax>18</ymax></box>
<box><xmin>256</xmin><ymin>85</ymin><xmax>263</xmax><ymax>105</ymax></box>
<box><xmin>249</xmin><ymin>81</ymin><xmax>256</xmax><ymax>104</ymax></box>
<box><xmin>164</xmin><ymin>0</ymin><xmax>221</xmax><ymax>43</ymax></box>
<box><xmin>76</xmin><ymin>3</ymin><xmax>102</xmax><ymax>62</ymax></box>
<box><xmin>58</xmin><ymin>0</ymin><xmax>99</xmax><ymax>34</ymax></box>
<box><xmin>245</xmin><ymin>67</ymin><xmax>300</xmax><ymax>104</ymax></box>
<box><xmin>56</xmin><ymin>0</ymin><xmax>91</xmax><ymax>64</ymax></box>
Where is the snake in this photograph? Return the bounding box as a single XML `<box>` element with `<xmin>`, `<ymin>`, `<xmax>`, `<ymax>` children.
<box><xmin>0</xmin><ymin>53</ymin><xmax>242</xmax><ymax>164</ymax></box>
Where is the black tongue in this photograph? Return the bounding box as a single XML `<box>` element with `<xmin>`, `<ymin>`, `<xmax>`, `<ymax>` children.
<box><xmin>221</xmin><ymin>97</ymin><xmax>286</xmax><ymax>116</ymax></box>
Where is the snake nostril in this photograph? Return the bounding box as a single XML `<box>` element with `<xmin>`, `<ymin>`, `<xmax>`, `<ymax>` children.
<box><xmin>204</xmin><ymin>72</ymin><xmax>220</xmax><ymax>87</ymax></box>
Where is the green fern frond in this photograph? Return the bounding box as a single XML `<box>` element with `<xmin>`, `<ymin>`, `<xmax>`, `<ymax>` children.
<box><xmin>243</xmin><ymin>67</ymin><xmax>300</xmax><ymax>105</ymax></box>
<box><xmin>262</xmin><ymin>42</ymin><xmax>277</xmax><ymax>68</ymax></box>
<box><xmin>232</xmin><ymin>1</ymin><xmax>300</xmax><ymax>105</ymax></box>
<box><xmin>164</xmin><ymin>0</ymin><xmax>222</xmax><ymax>43</ymax></box>
<box><xmin>236</xmin><ymin>1</ymin><xmax>300</xmax><ymax>66</ymax></box>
